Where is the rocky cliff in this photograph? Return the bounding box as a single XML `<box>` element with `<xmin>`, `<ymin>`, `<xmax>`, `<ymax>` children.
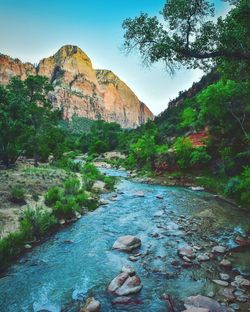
<box><xmin>0</xmin><ymin>45</ymin><xmax>154</xmax><ymax>128</ymax></box>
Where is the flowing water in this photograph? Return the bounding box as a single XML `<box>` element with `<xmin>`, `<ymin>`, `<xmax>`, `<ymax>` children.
<box><xmin>0</xmin><ymin>168</ymin><xmax>249</xmax><ymax>312</ymax></box>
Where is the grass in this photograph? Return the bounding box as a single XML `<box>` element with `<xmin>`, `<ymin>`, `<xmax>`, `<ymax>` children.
<box><xmin>0</xmin><ymin>160</ymin><xmax>116</xmax><ymax>273</ymax></box>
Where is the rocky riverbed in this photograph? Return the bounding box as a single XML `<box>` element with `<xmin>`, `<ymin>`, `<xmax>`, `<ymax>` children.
<box><xmin>0</xmin><ymin>167</ymin><xmax>249</xmax><ymax>311</ymax></box>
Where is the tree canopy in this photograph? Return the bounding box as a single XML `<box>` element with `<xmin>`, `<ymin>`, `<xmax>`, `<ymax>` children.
<box><xmin>122</xmin><ymin>0</ymin><xmax>250</xmax><ymax>74</ymax></box>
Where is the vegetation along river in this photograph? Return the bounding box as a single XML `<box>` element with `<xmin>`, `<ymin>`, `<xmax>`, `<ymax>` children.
<box><xmin>0</xmin><ymin>168</ymin><xmax>249</xmax><ymax>312</ymax></box>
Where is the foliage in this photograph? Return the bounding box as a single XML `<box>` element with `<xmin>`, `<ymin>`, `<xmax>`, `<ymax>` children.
<box><xmin>122</xmin><ymin>0</ymin><xmax>250</xmax><ymax>74</ymax></box>
<box><xmin>64</xmin><ymin>177</ymin><xmax>80</xmax><ymax>195</ymax></box>
<box><xmin>20</xmin><ymin>206</ymin><xmax>57</xmax><ymax>239</ymax></box>
<box><xmin>0</xmin><ymin>76</ymin><xmax>64</xmax><ymax>167</ymax></box>
<box><xmin>173</xmin><ymin>137</ymin><xmax>193</xmax><ymax>169</ymax></box>
<box><xmin>126</xmin><ymin>128</ymin><xmax>168</xmax><ymax>171</ymax></box>
<box><xmin>10</xmin><ymin>185</ymin><xmax>26</xmax><ymax>204</ymax></box>
<box><xmin>45</xmin><ymin>186</ymin><xmax>63</xmax><ymax>207</ymax></box>
<box><xmin>79</xmin><ymin>120</ymin><xmax>122</xmax><ymax>155</ymax></box>
<box><xmin>225</xmin><ymin>166</ymin><xmax>250</xmax><ymax>207</ymax></box>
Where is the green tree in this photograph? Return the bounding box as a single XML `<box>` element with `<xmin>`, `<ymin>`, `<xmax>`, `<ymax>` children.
<box><xmin>122</xmin><ymin>0</ymin><xmax>250</xmax><ymax>74</ymax></box>
<box><xmin>24</xmin><ymin>75</ymin><xmax>61</xmax><ymax>166</ymax></box>
<box><xmin>0</xmin><ymin>76</ymin><xmax>62</xmax><ymax>167</ymax></box>
<box><xmin>0</xmin><ymin>78</ymin><xmax>29</xmax><ymax>166</ymax></box>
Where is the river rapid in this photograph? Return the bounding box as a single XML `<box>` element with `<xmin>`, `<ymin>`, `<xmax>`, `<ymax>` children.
<box><xmin>0</xmin><ymin>168</ymin><xmax>249</xmax><ymax>312</ymax></box>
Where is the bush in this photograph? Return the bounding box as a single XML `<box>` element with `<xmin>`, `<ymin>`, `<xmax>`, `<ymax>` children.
<box><xmin>64</xmin><ymin>177</ymin><xmax>80</xmax><ymax>195</ymax></box>
<box><xmin>20</xmin><ymin>207</ymin><xmax>57</xmax><ymax>239</ymax></box>
<box><xmin>52</xmin><ymin>197</ymin><xmax>80</xmax><ymax>219</ymax></box>
<box><xmin>103</xmin><ymin>176</ymin><xmax>115</xmax><ymax>190</ymax></box>
<box><xmin>10</xmin><ymin>185</ymin><xmax>26</xmax><ymax>204</ymax></box>
<box><xmin>0</xmin><ymin>231</ymin><xmax>25</xmax><ymax>271</ymax></box>
<box><xmin>45</xmin><ymin>186</ymin><xmax>63</xmax><ymax>207</ymax></box>
<box><xmin>190</xmin><ymin>147</ymin><xmax>211</xmax><ymax>166</ymax></box>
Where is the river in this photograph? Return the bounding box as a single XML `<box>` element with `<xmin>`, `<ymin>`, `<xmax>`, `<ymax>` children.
<box><xmin>0</xmin><ymin>168</ymin><xmax>249</xmax><ymax>312</ymax></box>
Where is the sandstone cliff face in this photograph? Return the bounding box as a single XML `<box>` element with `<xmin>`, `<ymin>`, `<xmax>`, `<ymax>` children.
<box><xmin>0</xmin><ymin>45</ymin><xmax>154</xmax><ymax>128</ymax></box>
<box><xmin>0</xmin><ymin>54</ymin><xmax>35</xmax><ymax>85</ymax></box>
<box><xmin>96</xmin><ymin>70</ymin><xmax>153</xmax><ymax>128</ymax></box>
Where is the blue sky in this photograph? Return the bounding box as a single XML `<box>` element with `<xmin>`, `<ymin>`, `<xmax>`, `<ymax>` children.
<box><xmin>0</xmin><ymin>0</ymin><xmax>230</xmax><ymax>115</ymax></box>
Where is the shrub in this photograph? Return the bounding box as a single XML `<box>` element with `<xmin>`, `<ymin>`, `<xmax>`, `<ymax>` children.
<box><xmin>52</xmin><ymin>197</ymin><xmax>80</xmax><ymax>219</ymax></box>
<box><xmin>20</xmin><ymin>207</ymin><xmax>57</xmax><ymax>239</ymax></box>
<box><xmin>45</xmin><ymin>186</ymin><xmax>63</xmax><ymax>207</ymax></box>
<box><xmin>103</xmin><ymin>176</ymin><xmax>115</xmax><ymax>190</ymax></box>
<box><xmin>0</xmin><ymin>231</ymin><xmax>25</xmax><ymax>271</ymax></box>
<box><xmin>64</xmin><ymin>177</ymin><xmax>80</xmax><ymax>195</ymax></box>
<box><xmin>190</xmin><ymin>147</ymin><xmax>211</xmax><ymax>166</ymax></box>
<box><xmin>10</xmin><ymin>185</ymin><xmax>26</xmax><ymax>204</ymax></box>
<box><xmin>236</xmin><ymin>167</ymin><xmax>250</xmax><ymax>207</ymax></box>
<box><xmin>75</xmin><ymin>191</ymin><xmax>89</xmax><ymax>206</ymax></box>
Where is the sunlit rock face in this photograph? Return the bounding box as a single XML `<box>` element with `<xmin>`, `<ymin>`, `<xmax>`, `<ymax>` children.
<box><xmin>0</xmin><ymin>45</ymin><xmax>154</xmax><ymax>128</ymax></box>
<box><xmin>96</xmin><ymin>69</ymin><xmax>153</xmax><ymax>128</ymax></box>
<box><xmin>0</xmin><ymin>54</ymin><xmax>35</xmax><ymax>85</ymax></box>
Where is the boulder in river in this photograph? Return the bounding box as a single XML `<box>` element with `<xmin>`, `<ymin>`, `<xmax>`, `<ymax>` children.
<box><xmin>212</xmin><ymin>245</ymin><xmax>227</xmax><ymax>254</ymax></box>
<box><xmin>190</xmin><ymin>186</ymin><xmax>205</xmax><ymax>191</ymax></box>
<box><xmin>184</xmin><ymin>295</ymin><xmax>232</xmax><ymax>312</ymax></box>
<box><xmin>112</xmin><ymin>235</ymin><xmax>141</xmax><ymax>252</ymax></box>
<box><xmin>108</xmin><ymin>268</ymin><xmax>142</xmax><ymax>296</ymax></box>
<box><xmin>235</xmin><ymin>235</ymin><xmax>250</xmax><ymax>247</ymax></box>
<box><xmin>212</xmin><ymin>279</ymin><xmax>229</xmax><ymax>286</ymax></box>
<box><xmin>234</xmin><ymin>275</ymin><xmax>250</xmax><ymax>287</ymax></box>
<box><xmin>182</xmin><ymin>308</ymin><xmax>209</xmax><ymax>312</ymax></box>
<box><xmin>178</xmin><ymin>247</ymin><xmax>195</xmax><ymax>259</ymax></box>
<box><xmin>80</xmin><ymin>297</ymin><xmax>100</xmax><ymax>312</ymax></box>
<box><xmin>197</xmin><ymin>254</ymin><xmax>210</xmax><ymax>261</ymax></box>
<box><xmin>219</xmin><ymin>259</ymin><xmax>232</xmax><ymax>268</ymax></box>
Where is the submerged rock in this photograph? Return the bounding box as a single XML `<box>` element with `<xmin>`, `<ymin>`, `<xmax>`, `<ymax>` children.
<box><xmin>184</xmin><ymin>295</ymin><xmax>232</xmax><ymax>312</ymax></box>
<box><xmin>80</xmin><ymin>297</ymin><xmax>100</xmax><ymax>312</ymax></box>
<box><xmin>182</xmin><ymin>308</ymin><xmax>209</xmax><ymax>312</ymax></box>
<box><xmin>112</xmin><ymin>235</ymin><xmax>141</xmax><ymax>252</ymax></box>
<box><xmin>133</xmin><ymin>191</ymin><xmax>145</xmax><ymax>197</ymax></box>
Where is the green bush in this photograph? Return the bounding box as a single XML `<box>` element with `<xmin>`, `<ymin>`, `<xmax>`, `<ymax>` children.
<box><xmin>64</xmin><ymin>177</ymin><xmax>80</xmax><ymax>195</ymax></box>
<box><xmin>239</xmin><ymin>171</ymin><xmax>250</xmax><ymax>207</ymax></box>
<box><xmin>190</xmin><ymin>147</ymin><xmax>211</xmax><ymax>166</ymax></box>
<box><xmin>103</xmin><ymin>176</ymin><xmax>115</xmax><ymax>190</ymax></box>
<box><xmin>52</xmin><ymin>197</ymin><xmax>80</xmax><ymax>219</ymax></box>
<box><xmin>0</xmin><ymin>231</ymin><xmax>25</xmax><ymax>271</ymax></box>
<box><xmin>20</xmin><ymin>207</ymin><xmax>57</xmax><ymax>239</ymax></box>
<box><xmin>10</xmin><ymin>185</ymin><xmax>26</xmax><ymax>204</ymax></box>
<box><xmin>45</xmin><ymin>186</ymin><xmax>63</xmax><ymax>207</ymax></box>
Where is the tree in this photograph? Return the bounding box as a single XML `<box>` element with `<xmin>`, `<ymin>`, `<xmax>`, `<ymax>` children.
<box><xmin>122</xmin><ymin>0</ymin><xmax>250</xmax><ymax>74</ymax></box>
<box><xmin>197</xmin><ymin>79</ymin><xmax>250</xmax><ymax>141</ymax></box>
<box><xmin>23</xmin><ymin>75</ymin><xmax>61</xmax><ymax>165</ymax></box>
<box><xmin>0</xmin><ymin>78</ymin><xmax>29</xmax><ymax>166</ymax></box>
<box><xmin>0</xmin><ymin>76</ymin><xmax>62</xmax><ymax>167</ymax></box>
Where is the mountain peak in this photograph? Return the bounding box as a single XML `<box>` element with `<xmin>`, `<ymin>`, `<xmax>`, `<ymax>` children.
<box><xmin>52</xmin><ymin>45</ymin><xmax>92</xmax><ymax>67</ymax></box>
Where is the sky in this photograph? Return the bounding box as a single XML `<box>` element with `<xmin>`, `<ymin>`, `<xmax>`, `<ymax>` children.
<box><xmin>0</xmin><ymin>0</ymin><xmax>230</xmax><ymax>115</ymax></box>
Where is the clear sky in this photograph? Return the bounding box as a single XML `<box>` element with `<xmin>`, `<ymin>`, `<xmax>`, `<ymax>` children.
<box><xmin>0</xmin><ymin>0</ymin><xmax>230</xmax><ymax>115</ymax></box>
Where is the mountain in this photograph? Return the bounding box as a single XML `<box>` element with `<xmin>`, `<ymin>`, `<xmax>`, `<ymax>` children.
<box><xmin>0</xmin><ymin>45</ymin><xmax>154</xmax><ymax>128</ymax></box>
